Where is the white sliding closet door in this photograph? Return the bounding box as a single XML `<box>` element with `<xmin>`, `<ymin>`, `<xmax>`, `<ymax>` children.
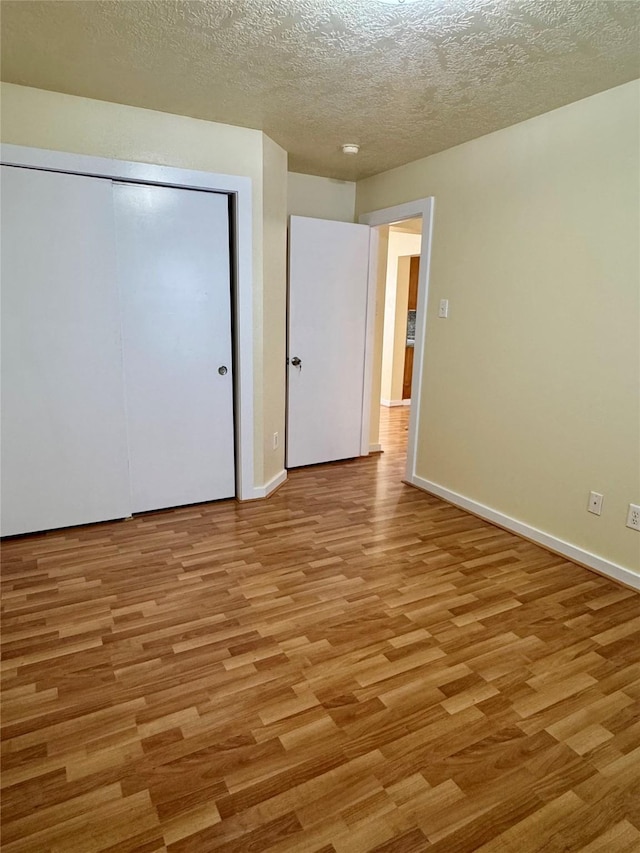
<box><xmin>113</xmin><ymin>183</ymin><xmax>235</xmax><ymax>513</ymax></box>
<box><xmin>0</xmin><ymin>166</ymin><xmax>131</xmax><ymax>536</ymax></box>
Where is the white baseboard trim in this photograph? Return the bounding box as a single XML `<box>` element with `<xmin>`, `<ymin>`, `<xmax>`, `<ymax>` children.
<box><xmin>407</xmin><ymin>475</ymin><xmax>640</xmax><ymax>591</ymax></box>
<box><xmin>247</xmin><ymin>469</ymin><xmax>287</xmax><ymax>501</ymax></box>
<box><xmin>369</xmin><ymin>443</ymin><xmax>383</xmax><ymax>453</ymax></box>
<box><xmin>381</xmin><ymin>399</ymin><xmax>411</xmax><ymax>408</ymax></box>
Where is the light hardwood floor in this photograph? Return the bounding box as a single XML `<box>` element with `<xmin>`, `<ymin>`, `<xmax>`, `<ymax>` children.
<box><xmin>2</xmin><ymin>407</ymin><xmax>640</xmax><ymax>852</ymax></box>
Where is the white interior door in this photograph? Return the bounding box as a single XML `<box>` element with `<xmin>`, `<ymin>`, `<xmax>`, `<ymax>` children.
<box><xmin>287</xmin><ymin>215</ymin><xmax>371</xmax><ymax>468</ymax></box>
<box><xmin>113</xmin><ymin>183</ymin><xmax>235</xmax><ymax>513</ymax></box>
<box><xmin>0</xmin><ymin>166</ymin><xmax>131</xmax><ymax>536</ymax></box>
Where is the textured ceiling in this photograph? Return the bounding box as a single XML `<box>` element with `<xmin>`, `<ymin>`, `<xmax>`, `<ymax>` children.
<box><xmin>1</xmin><ymin>1</ymin><xmax>639</xmax><ymax>180</ymax></box>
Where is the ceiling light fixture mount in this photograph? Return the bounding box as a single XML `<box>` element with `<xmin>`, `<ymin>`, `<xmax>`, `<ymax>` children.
<box><xmin>341</xmin><ymin>143</ymin><xmax>360</xmax><ymax>155</ymax></box>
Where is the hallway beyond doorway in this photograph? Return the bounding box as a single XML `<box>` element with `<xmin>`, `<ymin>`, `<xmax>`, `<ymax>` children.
<box><xmin>378</xmin><ymin>403</ymin><xmax>410</xmax><ymax>457</ymax></box>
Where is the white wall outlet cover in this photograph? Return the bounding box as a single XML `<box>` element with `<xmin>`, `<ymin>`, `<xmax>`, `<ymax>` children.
<box><xmin>438</xmin><ymin>299</ymin><xmax>449</xmax><ymax>318</ymax></box>
<box><xmin>588</xmin><ymin>491</ymin><xmax>603</xmax><ymax>515</ymax></box>
<box><xmin>626</xmin><ymin>503</ymin><xmax>640</xmax><ymax>531</ymax></box>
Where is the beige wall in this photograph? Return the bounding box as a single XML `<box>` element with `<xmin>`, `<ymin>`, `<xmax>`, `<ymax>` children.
<box><xmin>0</xmin><ymin>83</ymin><xmax>264</xmax><ymax>178</ymax></box>
<box><xmin>357</xmin><ymin>80</ymin><xmax>640</xmax><ymax>573</ymax></box>
<box><xmin>1</xmin><ymin>82</ymin><xmax>288</xmax><ymax>490</ymax></box>
<box><xmin>287</xmin><ymin>172</ymin><xmax>355</xmax><ymax>222</ymax></box>
<box><xmin>262</xmin><ymin>135</ymin><xmax>288</xmax><ymax>483</ymax></box>
<box><xmin>380</xmin><ymin>231</ymin><xmax>422</xmax><ymax>404</ymax></box>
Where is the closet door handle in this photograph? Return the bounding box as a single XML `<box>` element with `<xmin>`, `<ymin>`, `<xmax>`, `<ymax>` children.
<box><xmin>218</xmin><ymin>365</ymin><xmax>228</xmax><ymax>375</ymax></box>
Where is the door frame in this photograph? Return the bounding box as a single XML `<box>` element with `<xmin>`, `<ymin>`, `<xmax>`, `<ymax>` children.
<box><xmin>0</xmin><ymin>143</ymin><xmax>256</xmax><ymax>500</ymax></box>
<box><xmin>359</xmin><ymin>198</ymin><xmax>435</xmax><ymax>484</ymax></box>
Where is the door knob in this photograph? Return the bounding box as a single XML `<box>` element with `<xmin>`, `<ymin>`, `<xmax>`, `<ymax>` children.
<box><xmin>218</xmin><ymin>365</ymin><xmax>228</xmax><ymax>375</ymax></box>
<box><xmin>290</xmin><ymin>356</ymin><xmax>302</xmax><ymax>368</ymax></box>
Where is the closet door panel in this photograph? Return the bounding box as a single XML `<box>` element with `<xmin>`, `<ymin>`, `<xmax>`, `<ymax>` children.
<box><xmin>113</xmin><ymin>183</ymin><xmax>235</xmax><ymax>513</ymax></box>
<box><xmin>0</xmin><ymin>166</ymin><xmax>131</xmax><ymax>536</ymax></box>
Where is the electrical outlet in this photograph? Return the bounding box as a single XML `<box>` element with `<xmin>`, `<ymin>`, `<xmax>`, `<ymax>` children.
<box><xmin>273</xmin><ymin>432</ymin><xmax>279</xmax><ymax>450</ymax></box>
<box><xmin>626</xmin><ymin>503</ymin><xmax>640</xmax><ymax>531</ymax></box>
<box><xmin>587</xmin><ymin>491</ymin><xmax>603</xmax><ymax>516</ymax></box>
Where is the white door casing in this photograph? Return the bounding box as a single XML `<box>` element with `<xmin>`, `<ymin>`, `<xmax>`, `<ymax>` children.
<box><xmin>286</xmin><ymin>215</ymin><xmax>371</xmax><ymax>468</ymax></box>
<box><xmin>113</xmin><ymin>183</ymin><xmax>235</xmax><ymax>513</ymax></box>
<box><xmin>0</xmin><ymin>166</ymin><xmax>131</xmax><ymax>536</ymax></box>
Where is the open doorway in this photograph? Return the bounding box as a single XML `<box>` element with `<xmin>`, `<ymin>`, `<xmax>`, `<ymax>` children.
<box><xmin>359</xmin><ymin>197</ymin><xmax>434</xmax><ymax>486</ymax></box>
<box><xmin>379</xmin><ymin>219</ymin><xmax>422</xmax><ymax>456</ymax></box>
<box><xmin>373</xmin><ymin>218</ymin><xmax>422</xmax><ymax>462</ymax></box>
<box><xmin>285</xmin><ymin>200</ymin><xmax>433</xmax><ymax>484</ymax></box>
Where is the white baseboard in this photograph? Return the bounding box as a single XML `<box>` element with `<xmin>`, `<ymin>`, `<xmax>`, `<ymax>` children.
<box><xmin>407</xmin><ymin>475</ymin><xmax>640</xmax><ymax>591</ymax></box>
<box><xmin>246</xmin><ymin>469</ymin><xmax>287</xmax><ymax>500</ymax></box>
<box><xmin>381</xmin><ymin>399</ymin><xmax>411</xmax><ymax>408</ymax></box>
<box><xmin>369</xmin><ymin>443</ymin><xmax>382</xmax><ymax>453</ymax></box>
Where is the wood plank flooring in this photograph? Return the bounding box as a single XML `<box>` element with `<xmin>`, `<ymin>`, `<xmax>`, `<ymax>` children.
<box><xmin>2</xmin><ymin>407</ymin><xmax>640</xmax><ymax>852</ymax></box>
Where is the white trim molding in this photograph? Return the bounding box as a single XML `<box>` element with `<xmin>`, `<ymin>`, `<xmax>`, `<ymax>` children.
<box><xmin>369</xmin><ymin>443</ymin><xmax>383</xmax><ymax>453</ymax></box>
<box><xmin>381</xmin><ymin>399</ymin><xmax>411</xmax><ymax>407</ymax></box>
<box><xmin>249</xmin><ymin>469</ymin><xmax>287</xmax><ymax>500</ymax></box>
<box><xmin>1</xmin><ymin>143</ymin><xmax>256</xmax><ymax>501</ymax></box>
<box><xmin>408</xmin><ymin>475</ymin><xmax>640</xmax><ymax>591</ymax></box>
<box><xmin>359</xmin><ymin>198</ymin><xmax>435</xmax><ymax>483</ymax></box>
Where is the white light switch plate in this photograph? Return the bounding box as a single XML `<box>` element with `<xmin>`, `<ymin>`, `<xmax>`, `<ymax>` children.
<box><xmin>438</xmin><ymin>299</ymin><xmax>449</xmax><ymax>319</ymax></box>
